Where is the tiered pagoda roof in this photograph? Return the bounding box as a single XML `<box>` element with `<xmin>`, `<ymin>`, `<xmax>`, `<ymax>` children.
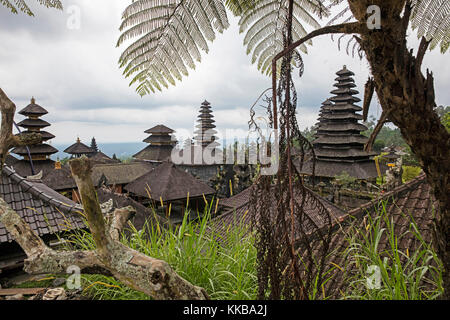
<box><xmin>193</xmin><ymin>100</ymin><xmax>219</xmax><ymax>148</ymax></box>
<box><xmin>133</xmin><ymin>124</ymin><xmax>177</xmax><ymax>162</ymax></box>
<box><xmin>64</xmin><ymin>137</ymin><xmax>96</xmax><ymax>158</ymax></box>
<box><xmin>11</xmin><ymin>98</ymin><xmax>58</xmax><ymax>161</ymax></box>
<box><xmin>299</xmin><ymin>66</ymin><xmax>381</xmax><ymax>180</ymax></box>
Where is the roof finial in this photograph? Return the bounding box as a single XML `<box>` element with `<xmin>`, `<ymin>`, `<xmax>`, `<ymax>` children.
<box><xmin>31</xmin><ymin>96</ymin><xmax>35</xmax><ymax>104</ymax></box>
<box><xmin>76</xmin><ymin>137</ymin><xmax>81</xmax><ymax>143</ymax></box>
<box><xmin>343</xmin><ymin>65</ymin><xmax>347</xmax><ymax>70</ymax></box>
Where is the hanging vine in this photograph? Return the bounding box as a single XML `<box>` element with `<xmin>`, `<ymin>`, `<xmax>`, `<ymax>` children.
<box><xmin>250</xmin><ymin>0</ymin><xmax>335</xmax><ymax>300</ymax></box>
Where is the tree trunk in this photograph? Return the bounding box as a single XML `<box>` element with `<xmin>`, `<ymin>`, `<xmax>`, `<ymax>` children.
<box><xmin>348</xmin><ymin>0</ymin><xmax>450</xmax><ymax>299</ymax></box>
<box><xmin>0</xmin><ymin>89</ymin><xmax>42</xmax><ymax>168</ymax></box>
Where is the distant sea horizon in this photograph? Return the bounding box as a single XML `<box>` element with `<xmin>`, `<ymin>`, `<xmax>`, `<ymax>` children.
<box><xmin>49</xmin><ymin>138</ymin><xmax>255</xmax><ymax>161</ymax></box>
<box><xmin>50</xmin><ymin>142</ymin><xmax>147</xmax><ymax>160</ymax></box>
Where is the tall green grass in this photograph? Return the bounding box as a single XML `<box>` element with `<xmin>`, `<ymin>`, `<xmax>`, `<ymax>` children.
<box><xmin>61</xmin><ymin>199</ymin><xmax>442</xmax><ymax>300</ymax></box>
<box><xmin>63</xmin><ymin>203</ymin><xmax>258</xmax><ymax>300</ymax></box>
<box><xmin>342</xmin><ymin>201</ymin><xmax>443</xmax><ymax>300</ymax></box>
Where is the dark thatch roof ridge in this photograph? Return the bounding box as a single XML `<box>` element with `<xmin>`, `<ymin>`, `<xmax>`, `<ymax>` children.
<box><xmin>144</xmin><ymin>124</ymin><xmax>174</xmax><ymax>134</ymax></box>
<box><xmin>18</xmin><ymin>99</ymin><xmax>48</xmax><ymax>117</ymax></box>
<box><xmin>12</xmin><ymin>144</ymin><xmax>59</xmax><ymax>156</ymax></box>
<box><xmin>125</xmin><ymin>161</ymin><xmax>215</xmax><ymax>202</ymax></box>
<box><xmin>17</xmin><ymin>130</ymin><xmax>55</xmax><ymax>141</ymax></box>
<box><xmin>91</xmin><ymin>162</ymin><xmax>154</xmax><ymax>186</ymax></box>
<box><xmin>17</xmin><ymin>118</ymin><xmax>50</xmax><ymax>128</ymax></box>
<box><xmin>133</xmin><ymin>144</ymin><xmax>175</xmax><ymax>162</ymax></box>
<box><xmin>64</xmin><ymin>140</ymin><xmax>96</xmax><ymax>155</ymax></box>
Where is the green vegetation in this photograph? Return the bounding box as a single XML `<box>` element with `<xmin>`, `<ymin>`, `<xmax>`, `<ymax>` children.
<box><xmin>402</xmin><ymin>166</ymin><xmax>422</xmax><ymax>183</ymax></box>
<box><xmin>15</xmin><ymin>201</ymin><xmax>442</xmax><ymax>300</ymax></box>
<box><xmin>362</xmin><ymin>116</ymin><xmax>409</xmax><ymax>152</ymax></box>
<box><xmin>63</xmin><ymin>206</ymin><xmax>258</xmax><ymax>300</ymax></box>
<box><xmin>59</xmin><ymin>157</ymin><xmax>70</xmax><ymax>165</ymax></box>
<box><xmin>333</xmin><ymin>171</ymin><xmax>358</xmax><ymax>189</ymax></box>
<box><xmin>118</xmin><ymin>156</ymin><xmax>133</xmax><ymax>164</ymax></box>
<box><xmin>435</xmin><ymin>105</ymin><xmax>450</xmax><ymax>132</ymax></box>
<box><xmin>342</xmin><ymin>202</ymin><xmax>443</xmax><ymax>300</ymax></box>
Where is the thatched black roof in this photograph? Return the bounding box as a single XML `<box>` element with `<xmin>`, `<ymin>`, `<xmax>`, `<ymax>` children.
<box><xmin>316</xmin><ymin>122</ymin><xmax>368</xmax><ymax>132</ymax></box>
<box><xmin>336</xmin><ymin>66</ymin><xmax>355</xmax><ymax>76</ymax></box>
<box><xmin>143</xmin><ymin>135</ymin><xmax>176</xmax><ymax>144</ymax></box>
<box><xmin>314</xmin><ymin>148</ymin><xmax>377</xmax><ymax>159</ymax></box>
<box><xmin>144</xmin><ymin>124</ymin><xmax>175</xmax><ymax>134</ymax></box>
<box><xmin>297</xmin><ymin>158</ymin><xmax>383</xmax><ymax>179</ymax></box>
<box><xmin>17</xmin><ymin>130</ymin><xmax>55</xmax><ymax>141</ymax></box>
<box><xmin>133</xmin><ymin>144</ymin><xmax>174</xmax><ymax>162</ymax></box>
<box><xmin>125</xmin><ymin>161</ymin><xmax>215</xmax><ymax>202</ymax></box>
<box><xmin>64</xmin><ymin>138</ymin><xmax>96</xmax><ymax>155</ymax></box>
<box><xmin>16</xmin><ymin>118</ymin><xmax>50</xmax><ymax>129</ymax></box>
<box><xmin>89</xmin><ymin>151</ymin><xmax>120</xmax><ymax>164</ymax></box>
<box><xmin>11</xmin><ymin>144</ymin><xmax>59</xmax><ymax>156</ymax></box>
<box><xmin>313</xmin><ymin>135</ymin><xmax>369</xmax><ymax>145</ymax></box>
<box><xmin>91</xmin><ymin>162</ymin><xmax>154</xmax><ymax>186</ymax></box>
<box><xmin>7</xmin><ymin>159</ymin><xmax>56</xmax><ymax>178</ymax></box>
<box><xmin>41</xmin><ymin>165</ymin><xmax>77</xmax><ymax>190</ymax></box>
<box><xmin>18</xmin><ymin>98</ymin><xmax>48</xmax><ymax>117</ymax></box>
<box><xmin>322</xmin><ymin>103</ymin><xmax>362</xmax><ymax>112</ymax></box>
<box><xmin>319</xmin><ymin>112</ymin><xmax>363</xmax><ymax>121</ymax></box>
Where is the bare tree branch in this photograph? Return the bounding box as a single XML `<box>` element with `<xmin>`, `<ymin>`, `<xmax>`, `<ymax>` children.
<box><xmin>416</xmin><ymin>37</ymin><xmax>430</xmax><ymax>76</ymax></box>
<box><xmin>108</xmin><ymin>206</ymin><xmax>136</xmax><ymax>241</ymax></box>
<box><xmin>0</xmin><ymin>88</ymin><xmax>42</xmax><ymax>169</ymax></box>
<box><xmin>364</xmin><ymin>111</ymin><xmax>389</xmax><ymax>152</ymax></box>
<box><xmin>271</xmin><ymin>22</ymin><xmax>363</xmax><ymax>129</ymax></box>
<box><xmin>363</xmin><ymin>77</ymin><xmax>375</xmax><ymax>122</ymax></box>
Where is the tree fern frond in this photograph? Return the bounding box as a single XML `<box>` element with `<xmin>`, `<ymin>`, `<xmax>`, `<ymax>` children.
<box><xmin>325</xmin><ymin>6</ymin><xmax>350</xmax><ymax>26</ymax></box>
<box><xmin>0</xmin><ymin>0</ymin><xmax>18</xmax><ymax>14</ymax></box>
<box><xmin>1</xmin><ymin>0</ymin><xmax>62</xmax><ymax>15</ymax></box>
<box><xmin>230</xmin><ymin>0</ymin><xmax>328</xmax><ymax>77</ymax></box>
<box><xmin>225</xmin><ymin>0</ymin><xmax>256</xmax><ymax>16</ymax></box>
<box><xmin>118</xmin><ymin>0</ymin><xmax>230</xmax><ymax>95</ymax></box>
<box><xmin>13</xmin><ymin>0</ymin><xmax>33</xmax><ymax>15</ymax></box>
<box><xmin>411</xmin><ymin>0</ymin><xmax>450</xmax><ymax>53</ymax></box>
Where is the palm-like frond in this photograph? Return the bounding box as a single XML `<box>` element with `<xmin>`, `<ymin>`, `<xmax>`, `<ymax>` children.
<box><xmin>1</xmin><ymin>0</ymin><xmax>62</xmax><ymax>16</ymax></box>
<box><xmin>234</xmin><ymin>0</ymin><xmax>329</xmax><ymax>75</ymax></box>
<box><xmin>118</xmin><ymin>0</ymin><xmax>230</xmax><ymax>96</ymax></box>
<box><xmin>411</xmin><ymin>0</ymin><xmax>450</xmax><ymax>53</ymax></box>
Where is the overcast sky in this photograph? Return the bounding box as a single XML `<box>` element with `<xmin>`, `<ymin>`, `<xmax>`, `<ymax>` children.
<box><xmin>1</xmin><ymin>0</ymin><xmax>448</xmax><ymax>146</ymax></box>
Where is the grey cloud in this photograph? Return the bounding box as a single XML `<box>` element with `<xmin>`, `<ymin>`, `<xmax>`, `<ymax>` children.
<box><xmin>1</xmin><ymin>1</ymin><xmax>448</xmax><ymax>145</ymax></box>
